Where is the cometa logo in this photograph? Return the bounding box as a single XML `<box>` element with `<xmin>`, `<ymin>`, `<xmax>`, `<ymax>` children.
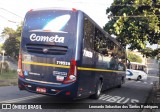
<box><xmin>30</xmin><ymin>33</ymin><xmax>64</xmax><ymax>43</ymax></box>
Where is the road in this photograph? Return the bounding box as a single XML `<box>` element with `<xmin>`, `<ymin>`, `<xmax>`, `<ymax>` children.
<box><xmin>0</xmin><ymin>58</ymin><xmax>159</xmax><ymax>112</ymax></box>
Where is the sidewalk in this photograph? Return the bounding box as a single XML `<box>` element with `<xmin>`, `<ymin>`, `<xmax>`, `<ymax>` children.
<box><xmin>154</xmin><ymin>82</ymin><xmax>160</xmax><ymax>112</ymax></box>
<box><xmin>142</xmin><ymin>81</ymin><xmax>160</xmax><ymax>112</ymax></box>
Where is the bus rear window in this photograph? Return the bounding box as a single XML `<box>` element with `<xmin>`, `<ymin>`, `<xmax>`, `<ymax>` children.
<box><xmin>23</xmin><ymin>10</ymin><xmax>77</xmax><ymax>34</ymax></box>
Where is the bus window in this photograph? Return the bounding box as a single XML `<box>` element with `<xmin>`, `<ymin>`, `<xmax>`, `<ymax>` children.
<box><xmin>83</xmin><ymin>17</ymin><xmax>94</xmax><ymax>49</ymax></box>
<box><xmin>128</xmin><ymin>62</ymin><xmax>148</xmax><ymax>74</ymax></box>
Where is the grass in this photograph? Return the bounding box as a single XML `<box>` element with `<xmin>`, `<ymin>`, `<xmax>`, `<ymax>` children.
<box><xmin>0</xmin><ymin>70</ymin><xmax>18</xmax><ymax>86</ymax></box>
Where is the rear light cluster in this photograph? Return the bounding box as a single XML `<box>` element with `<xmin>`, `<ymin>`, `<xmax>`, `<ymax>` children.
<box><xmin>63</xmin><ymin>59</ymin><xmax>77</xmax><ymax>84</ymax></box>
<box><xmin>17</xmin><ymin>53</ymin><xmax>24</xmax><ymax>78</ymax></box>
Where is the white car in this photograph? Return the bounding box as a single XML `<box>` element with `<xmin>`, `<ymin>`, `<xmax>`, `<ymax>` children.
<box><xmin>126</xmin><ymin>69</ymin><xmax>148</xmax><ymax>80</ymax></box>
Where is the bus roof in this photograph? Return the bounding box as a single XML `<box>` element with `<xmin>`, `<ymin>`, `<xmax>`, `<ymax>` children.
<box><xmin>130</xmin><ymin>62</ymin><xmax>147</xmax><ymax>66</ymax></box>
<box><xmin>29</xmin><ymin>7</ymin><xmax>78</xmax><ymax>12</ymax></box>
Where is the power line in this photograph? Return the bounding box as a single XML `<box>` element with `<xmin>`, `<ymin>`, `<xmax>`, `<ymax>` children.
<box><xmin>0</xmin><ymin>15</ymin><xmax>20</xmax><ymax>23</ymax></box>
<box><xmin>0</xmin><ymin>8</ymin><xmax>23</xmax><ymax>19</ymax></box>
<box><xmin>108</xmin><ymin>14</ymin><xmax>160</xmax><ymax>18</ymax></box>
<box><xmin>111</xmin><ymin>1</ymin><xmax>160</xmax><ymax>6</ymax></box>
<box><xmin>73</xmin><ymin>1</ymin><xmax>112</xmax><ymax>5</ymax></box>
<box><xmin>111</xmin><ymin>3</ymin><xmax>160</xmax><ymax>7</ymax></box>
<box><xmin>0</xmin><ymin>15</ymin><xmax>8</xmax><ymax>20</ymax></box>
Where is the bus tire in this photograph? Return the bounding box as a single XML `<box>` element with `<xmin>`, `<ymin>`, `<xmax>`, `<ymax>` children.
<box><xmin>90</xmin><ymin>80</ymin><xmax>103</xmax><ymax>99</ymax></box>
<box><xmin>117</xmin><ymin>78</ymin><xmax>123</xmax><ymax>88</ymax></box>
<box><xmin>137</xmin><ymin>76</ymin><xmax>141</xmax><ymax>81</ymax></box>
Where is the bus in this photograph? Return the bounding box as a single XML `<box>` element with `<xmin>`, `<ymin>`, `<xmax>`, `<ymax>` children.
<box><xmin>126</xmin><ymin>62</ymin><xmax>148</xmax><ymax>80</ymax></box>
<box><xmin>18</xmin><ymin>8</ymin><xmax>126</xmax><ymax>99</ymax></box>
<box><xmin>132</xmin><ymin>62</ymin><xmax>148</xmax><ymax>74</ymax></box>
<box><xmin>127</xmin><ymin>62</ymin><xmax>148</xmax><ymax>74</ymax></box>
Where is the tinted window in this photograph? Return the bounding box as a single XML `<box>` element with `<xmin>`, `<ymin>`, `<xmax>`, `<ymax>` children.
<box><xmin>23</xmin><ymin>10</ymin><xmax>77</xmax><ymax>34</ymax></box>
<box><xmin>84</xmin><ymin>17</ymin><xmax>94</xmax><ymax>49</ymax></box>
<box><xmin>82</xmin><ymin>17</ymin><xmax>95</xmax><ymax>65</ymax></box>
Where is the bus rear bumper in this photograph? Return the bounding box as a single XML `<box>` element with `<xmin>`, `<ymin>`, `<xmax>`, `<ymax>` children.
<box><xmin>18</xmin><ymin>77</ymin><xmax>77</xmax><ymax>98</ymax></box>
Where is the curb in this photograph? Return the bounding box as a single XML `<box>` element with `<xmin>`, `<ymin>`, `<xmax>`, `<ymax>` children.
<box><xmin>141</xmin><ymin>82</ymin><xmax>155</xmax><ymax>112</ymax></box>
<box><xmin>142</xmin><ymin>81</ymin><xmax>160</xmax><ymax>112</ymax></box>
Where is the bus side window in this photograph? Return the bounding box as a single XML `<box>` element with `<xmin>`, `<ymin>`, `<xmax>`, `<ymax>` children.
<box><xmin>117</xmin><ymin>48</ymin><xmax>126</xmax><ymax>70</ymax></box>
<box><xmin>94</xmin><ymin>28</ymin><xmax>100</xmax><ymax>52</ymax></box>
<box><xmin>107</xmin><ymin>40</ymin><xmax>119</xmax><ymax>70</ymax></box>
<box><xmin>84</xmin><ymin>17</ymin><xmax>94</xmax><ymax>49</ymax></box>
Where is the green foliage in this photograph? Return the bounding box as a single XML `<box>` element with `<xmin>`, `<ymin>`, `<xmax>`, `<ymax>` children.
<box><xmin>0</xmin><ymin>70</ymin><xmax>18</xmax><ymax>86</ymax></box>
<box><xmin>104</xmin><ymin>0</ymin><xmax>160</xmax><ymax>55</ymax></box>
<box><xmin>2</xmin><ymin>37</ymin><xmax>20</xmax><ymax>59</ymax></box>
<box><xmin>1</xmin><ymin>25</ymin><xmax>22</xmax><ymax>60</ymax></box>
<box><xmin>0</xmin><ymin>70</ymin><xmax>17</xmax><ymax>79</ymax></box>
<box><xmin>139</xmin><ymin>47</ymin><xmax>160</xmax><ymax>57</ymax></box>
<box><xmin>1</xmin><ymin>27</ymin><xmax>16</xmax><ymax>38</ymax></box>
<box><xmin>128</xmin><ymin>52</ymin><xmax>142</xmax><ymax>63</ymax></box>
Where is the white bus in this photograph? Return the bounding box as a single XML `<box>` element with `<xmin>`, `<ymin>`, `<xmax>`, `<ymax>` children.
<box><xmin>126</xmin><ymin>62</ymin><xmax>148</xmax><ymax>80</ymax></box>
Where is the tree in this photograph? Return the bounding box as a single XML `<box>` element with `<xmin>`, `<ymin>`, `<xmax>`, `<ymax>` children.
<box><xmin>104</xmin><ymin>0</ymin><xmax>160</xmax><ymax>56</ymax></box>
<box><xmin>2</xmin><ymin>36</ymin><xmax>20</xmax><ymax>59</ymax></box>
<box><xmin>1</xmin><ymin>27</ymin><xmax>16</xmax><ymax>39</ymax></box>
<box><xmin>1</xmin><ymin>25</ymin><xmax>22</xmax><ymax>59</ymax></box>
<box><xmin>128</xmin><ymin>52</ymin><xmax>142</xmax><ymax>63</ymax></box>
<box><xmin>140</xmin><ymin>47</ymin><xmax>154</xmax><ymax>57</ymax></box>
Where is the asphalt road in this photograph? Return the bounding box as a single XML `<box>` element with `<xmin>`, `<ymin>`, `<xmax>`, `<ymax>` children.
<box><xmin>0</xmin><ymin>58</ymin><xmax>159</xmax><ymax>112</ymax></box>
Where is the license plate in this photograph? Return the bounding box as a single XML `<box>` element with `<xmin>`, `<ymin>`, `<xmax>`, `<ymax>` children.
<box><xmin>36</xmin><ymin>87</ymin><xmax>46</xmax><ymax>93</ymax></box>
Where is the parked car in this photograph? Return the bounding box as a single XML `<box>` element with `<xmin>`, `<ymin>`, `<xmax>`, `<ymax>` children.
<box><xmin>126</xmin><ymin>69</ymin><xmax>148</xmax><ymax>80</ymax></box>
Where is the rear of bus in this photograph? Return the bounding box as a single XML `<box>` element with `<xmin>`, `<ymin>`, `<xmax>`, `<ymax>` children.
<box><xmin>18</xmin><ymin>8</ymin><xmax>79</xmax><ymax>98</ymax></box>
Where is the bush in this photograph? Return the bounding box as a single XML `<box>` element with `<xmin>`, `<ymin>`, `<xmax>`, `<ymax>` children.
<box><xmin>0</xmin><ymin>61</ymin><xmax>10</xmax><ymax>72</ymax></box>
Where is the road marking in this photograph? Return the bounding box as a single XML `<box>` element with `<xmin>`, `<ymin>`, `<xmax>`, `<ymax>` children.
<box><xmin>126</xmin><ymin>80</ymin><xmax>154</xmax><ymax>85</ymax></box>
<box><xmin>143</xmin><ymin>82</ymin><xmax>147</xmax><ymax>84</ymax></box>
<box><xmin>0</xmin><ymin>94</ymin><xmax>43</xmax><ymax>103</ymax></box>
<box><xmin>125</xmin><ymin>80</ymin><xmax>134</xmax><ymax>84</ymax></box>
<box><xmin>99</xmin><ymin>94</ymin><xmax>139</xmax><ymax>104</ymax></box>
<box><xmin>148</xmin><ymin>76</ymin><xmax>159</xmax><ymax>79</ymax></box>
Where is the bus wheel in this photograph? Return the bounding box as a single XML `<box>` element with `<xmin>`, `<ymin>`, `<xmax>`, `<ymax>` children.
<box><xmin>117</xmin><ymin>78</ymin><xmax>123</xmax><ymax>88</ymax></box>
<box><xmin>90</xmin><ymin>80</ymin><xmax>103</xmax><ymax>99</ymax></box>
<box><xmin>137</xmin><ymin>76</ymin><xmax>141</xmax><ymax>81</ymax></box>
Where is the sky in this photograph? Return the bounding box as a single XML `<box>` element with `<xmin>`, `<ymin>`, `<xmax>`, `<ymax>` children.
<box><xmin>0</xmin><ymin>0</ymin><xmax>157</xmax><ymax>49</ymax></box>
<box><xmin>0</xmin><ymin>0</ymin><xmax>112</xmax><ymax>31</ymax></box>
<box><xmin>0</xmin><ymin>0</ymin><xmax>113</xmax><ymax>43</ymax></box>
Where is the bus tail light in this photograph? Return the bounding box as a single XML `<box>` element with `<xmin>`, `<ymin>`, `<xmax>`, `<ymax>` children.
<box><xmin>17</xmin><ymin>53</ymin><xmax>24</xmax><ymax>78</ymax></box>
<box><xmin>63</xmin><ymin>59</ymin><xmax>77</xmax><ymax>84</ymax></box>
<box><xmin>65</xmin><ymin>91</ymin><xmax>71</xmax><ymax>95</ymax></box>
<box><xmin>72</xmin><ymin>8</ymin><xmax>77</xmax><ymax>12</ymax></box>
